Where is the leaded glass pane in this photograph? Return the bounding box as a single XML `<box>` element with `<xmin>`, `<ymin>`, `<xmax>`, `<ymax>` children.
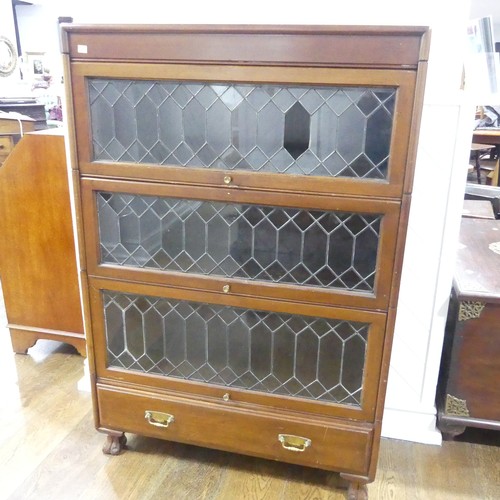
<box><xmin>103</xmin><ymin>291</ymin><xmax>369</xmax><ymax>406</ymax></box>
<box><xmin>97</xmin><ymin>192</ymin><xmax>382</xmax><ymax>292</ymax></box>
<box><xmin>89</xmin><ymin>79</ymin><xmax>396</xmax><ymax>179</ymax></box>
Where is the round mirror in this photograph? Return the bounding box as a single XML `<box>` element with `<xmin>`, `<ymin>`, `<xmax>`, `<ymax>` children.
<box><xmin>0</xmin><ymin>36</ymin><xmax>17</xmax><ymax>77</ymax></box>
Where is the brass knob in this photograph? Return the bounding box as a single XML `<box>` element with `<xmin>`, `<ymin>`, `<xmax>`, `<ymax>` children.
<box><xmin>222</xmin><ymin>284</ymin><xmax>230</xmax><ymax>293</ymax></box>
<box><xmin>223</xmin><ymin>175</ymin><xmax>232</xmax><ymax>185</ymax></box>
<box><xmin>222</xmin><ymin>393</ymin><xmax>230</xmax><ymax>402</ymax></box>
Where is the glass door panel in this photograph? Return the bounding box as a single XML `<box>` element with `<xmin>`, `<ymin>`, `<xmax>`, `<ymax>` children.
<box><xmin>103</xmin><ymin>289</ymin><xmax>369</xmax><ymax>407</ymax></box>
<box><xmin>97</xmin><ymin>192</ymin><xmax>382</xmax><ymax>293</ymax></box>
<box><xmin>89</xmin><ymin>79</ymin><xmax>396</xmax><ymax>180</ymax></box>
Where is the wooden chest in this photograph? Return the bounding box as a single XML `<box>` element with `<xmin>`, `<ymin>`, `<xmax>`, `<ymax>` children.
<box><xmin>437</xmin><ymin>217</ymin><xmax>500</xmax><ymax>438</ymax></box>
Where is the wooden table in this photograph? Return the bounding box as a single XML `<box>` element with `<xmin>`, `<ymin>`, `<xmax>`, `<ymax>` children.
<box><xmin>436</xmin><ymin>217</ymin><xmax>500</xmax><ymax>438</ymax></box>
<box><xmin>472</xmin><ymin>128</ymin><xmax>500</xmax><ymax>186</ymax></box>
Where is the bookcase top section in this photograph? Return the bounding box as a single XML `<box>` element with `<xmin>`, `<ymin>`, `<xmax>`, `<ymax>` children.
<box><xmin>61</xmin><ymin>24</ymin><xmax>430</xmax><ymax>69</ymax></box>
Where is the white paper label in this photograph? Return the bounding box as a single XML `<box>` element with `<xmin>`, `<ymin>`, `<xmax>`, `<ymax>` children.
<box><xmin>77</xmin><ymin>44</ymin><xmax>88</xmax><ymax>54</ymax></box>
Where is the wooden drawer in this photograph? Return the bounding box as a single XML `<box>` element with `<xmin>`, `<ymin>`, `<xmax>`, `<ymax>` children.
<box><xmin>0</xmin><ymin>135</ymin><xmax>14</xmax><ymax>163</ymax></box>
<box><xmin>97</xmin><ymin>383</ymin><xmax>373</xmax><ymax>475</ymax></box>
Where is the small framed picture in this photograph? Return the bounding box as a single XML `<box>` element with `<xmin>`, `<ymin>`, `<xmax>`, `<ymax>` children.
<box><xmin>25</xmin><ymin>51</ymin><xmax>45</xmax><ymax>77</ymax></box>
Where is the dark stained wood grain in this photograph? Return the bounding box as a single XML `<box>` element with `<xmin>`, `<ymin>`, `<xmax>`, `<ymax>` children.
<box><xmin>448</xmin><ymin>303</ymin><xmax>500</xmax><ymax>422</ymax></box>
<box><xmin>61</xmin><ymin>24</ymin><xmax>429</xmax><ymax>69</ymax></box>
<box><xmin>454</xmin><ymin>218</ymin><xmax>500</xmax><ymax>302</ymax></box>
<box><xmin>62</xmin><ymin>25</ymin><xmax>430</xmax><ymax>493</ymax></box>
<box><xmin>437</xmin><ymin>216</ymin><xmax>500</xmax><ymax>436</ymax></box>
<box><xmin>96</xmin><ymin>384</ymin><xmax>373</xmax><ymax>475</ymax></box>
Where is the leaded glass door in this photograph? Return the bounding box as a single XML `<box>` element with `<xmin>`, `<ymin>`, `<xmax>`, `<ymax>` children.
<box><xmin>89</xmin><ymin>277</ymin><xmax>386</xmax><ymax>420</ymax></box>
<box><xmin>70</xmin><ymin>64</ymin><xmax>416</xmax><ymax>199</ymax></box>
<box><xmin>82</xmin><ymin>179</ymin><xmax>400</xmax><ymax>310</ymax></box>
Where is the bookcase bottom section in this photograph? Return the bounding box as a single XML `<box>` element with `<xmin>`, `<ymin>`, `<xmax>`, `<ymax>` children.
<box><xmin>96</xmin><ymin>383</ymin><xmax>374</xmax><ymax>476</ymax></box>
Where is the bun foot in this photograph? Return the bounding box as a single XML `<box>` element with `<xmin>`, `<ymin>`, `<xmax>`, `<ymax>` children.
<box><xmin>347</xmin><ymin>482</ymin><xmax>368</xmax><ymax>500</ymax></box>
<box><xmin>102</xmin><ymin>432</ymin><xmax>127</xmax><ymax>455</ymax></box>
<box><xmin>437</xmin><ymin>417</ymin><xmax>466</xmax><ymax>440</ymax></box>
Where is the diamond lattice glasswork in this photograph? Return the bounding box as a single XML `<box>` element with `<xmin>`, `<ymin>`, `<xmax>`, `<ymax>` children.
<box><xmin>89</xmin><ymin>79</ymin><xmax>396</xmax><ymax>179</ymax></box>
<box><xmin>103</xmin><ymin>291</ymin><xmax>369</xmax><ymax>406</ymax></box>
<box><xmin>98</xmin><ymin>193</ymin><xmax>382</xmax><ymax>292</ymax></box>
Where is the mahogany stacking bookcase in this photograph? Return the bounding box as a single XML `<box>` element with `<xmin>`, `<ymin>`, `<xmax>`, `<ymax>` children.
<box><xmin>61</xmin><ymin>25</ymin><xmax>429</xmax><ymax>499</ymax></box>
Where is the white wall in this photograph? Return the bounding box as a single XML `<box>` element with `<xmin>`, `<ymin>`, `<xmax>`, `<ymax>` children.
<box><xmin>494</xmin><ymin>23</ymin><xmax>500</xmax><ymax>41</ymax></box>
<box><xmin>0</xmin><ymin>0</ymin><xmax>20</xmax><ymax>84</ymax></box>
<box><xmin>16</xmin><ymin>0</ymin><xmax>475</xmax><ymax>444</ymax></box>
<box><xmin>0</xmin><ymin>0</ymin><xmax>16</xmax><ymax>42</ymax></box>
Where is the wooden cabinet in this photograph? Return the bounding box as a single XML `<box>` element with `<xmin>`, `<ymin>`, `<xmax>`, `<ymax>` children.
<box><xmin>62</xmin><ymin>24</ymin><xmax>429</xmax><ymax>498</ymax></box>
<box><xmin>437</xmin><ymin>218</ymin><xmax>500</xmax><ymax>438</ymax></box>
<box><xmin>0</xmin><ymin>130</ymin><xmax>85</xmax><ymax>355</ymax></box>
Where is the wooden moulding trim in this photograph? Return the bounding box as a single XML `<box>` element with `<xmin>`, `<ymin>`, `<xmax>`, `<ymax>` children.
<box><xmin>96</xmin><ymin>380</ymin><xmax>374</xmax><ymax>431</ymax></box>
<box><xmin>438</xmin><ymin>413</ymin><xmax>500</xmax><ymax>431</ymax></box>
<box><xmin>339</xmin><ymin>472</ymin><xmax>372</xmax><ymax>484</ymax></box>
<box><xmin>388</xmin><ymin>193</ymin><xmax>412</xmax><ymax>309</ymax></box>
<box><xmin>61</xmin><ymin>24</ymin><xmax>428</xmax><ymax>69</ymax></box>
<box><xmin>403</xmin><ymin>60</ymin><xmax>429</xmax><ymax>195</ymax></box>
<box><xmin>80</xmin><ymin>165</ymin><xmax>401</xmax><ymax>201</ymax></box>
<box><xmin>79</xmin><ymin>269</ymin><xmax>102</xmax><ymax>428</ymax></box>
<box><xmin>453</xmin><ymin>288</ymin><xmax>500</xmax><ymax>305</ymax></box>
<box><xmin>95</xmin><ymin>371</ymin><xmax>372</xmax><ymax>423</ymax></box>
<box><xmin>61</xmin><ymin>24</ymin><xmax>430</xmax><ymax>35</ymax></box>
<box><xmin>81</xmin><ymin>175</ymin><xmax>400</xmax><ymax>212</ymax></box>
<box><xmin>366</xmin><ymin>305</ymin><xmax>397</xmax><ymax>480</ymax></box>
<box><xmin>62</xmin><ymin>54</ymin><xmax>80</xmax><ymax>172</ymax></box>
<box><xmin>419</xmin><ymin>28</ymin><xmax>432</xmax><ymax>62</ymax></box>
<box><xmin>8</xmin><ymin>324</ymin><xmax>84</xmax><ymax>338</ymax></box>
<box><xmin>88</xmin><ymin>266</ymin><xmax>385</xmax><ymax>313</ymax></box>
<box><xmin>89</xmin><ymin>275</ymin><xmax>387</xmax><ymax>327</ymax></box>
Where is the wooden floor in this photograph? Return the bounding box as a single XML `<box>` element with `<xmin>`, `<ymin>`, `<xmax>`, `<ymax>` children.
<box><xmin>0</xmin><ymin>296</ymin><xmax>499</xmax><ymax>499</ymax></box>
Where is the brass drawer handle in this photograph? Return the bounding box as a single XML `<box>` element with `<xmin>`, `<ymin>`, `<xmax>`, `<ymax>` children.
<box><xmin>278</xmin><ymin>434</ymin><xmax>311</xmax><ymax>452</ymax></box>
<box><xmin>144</xmin><ymin>410</ymin><xmax>175</xmax><ymax>428</ymax></box>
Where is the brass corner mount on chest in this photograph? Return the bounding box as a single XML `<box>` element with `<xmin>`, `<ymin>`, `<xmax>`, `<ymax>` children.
<box><xmin>445</xmin><ymin>394</ymin><xmax>470</xmax><ymax>417</ymax></box>
<box><xmin>458</xmin><ymin>301</ymin><xmax>485</xmax><ymax>322</ymax></box>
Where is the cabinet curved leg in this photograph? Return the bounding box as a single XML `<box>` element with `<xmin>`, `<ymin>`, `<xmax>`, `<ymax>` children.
<box><xmin>10</xmin><ymin>329</ymin><xmax>38</xmax><ymax>354</ymax></box>
<box><xmin>347</xmin><ymin>481</ymin><xmax>368</xmax><ymax>500</ymax></box>
<box><xmin>9</xmin><ymin>328</ymin><xmax>86</xmax><ymax>357</ymax></box>
<box><xmin>102</xmin><ymin>432</ymin><xmax>127</xmax><ymax>455</ymax></box>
